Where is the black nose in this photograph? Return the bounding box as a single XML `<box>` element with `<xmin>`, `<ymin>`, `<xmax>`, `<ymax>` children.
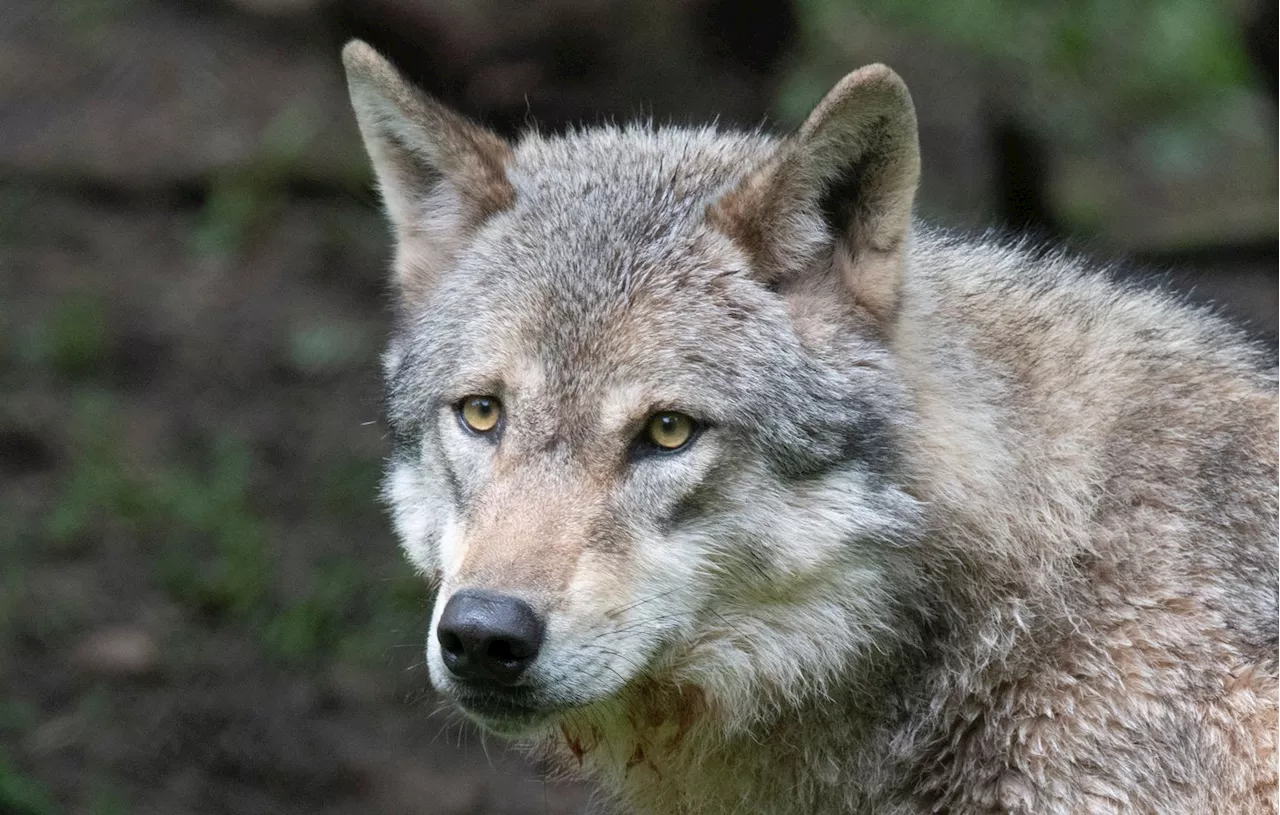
<box><xmin>436</xmin><ymin>590</ymin><xmax>544</xmax><ymax>686</ymax></box>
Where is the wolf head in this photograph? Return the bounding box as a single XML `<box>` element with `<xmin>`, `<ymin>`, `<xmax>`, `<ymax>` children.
<box><xmin>343</xmin><ymin>40</ymin><xmax>926</xmax><ymax>736</ymax></box>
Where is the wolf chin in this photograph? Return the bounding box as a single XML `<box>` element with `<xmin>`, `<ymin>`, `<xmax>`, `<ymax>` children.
<box><xmin>342</xmin><ymin>40</ymin><xmax>1278</xmax><ymax>814</ymax></box>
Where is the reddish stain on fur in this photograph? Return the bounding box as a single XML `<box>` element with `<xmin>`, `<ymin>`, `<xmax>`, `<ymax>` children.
<box><xmin>666</xmin><ymin>684</ymin><xmax>706</xmax><ymax>751</ymax></box>
<box><xmin>626</xmin><ymin>743</ymin><xmax>646</xmax><ymax>773</ymax></box>
<box><xmin>561</xmin><ymin>724</ymin><xmax>588</xmax><ymax>766</ymax></box>
<box><xmin>676</xmin><ymin>686</ymin><xmax>705</xmax><ymax>732</ymax></box>
<box><xmin>626</xmin><ymin>680</ymin><xmax>710</xmax><ymax>759</ymax></box>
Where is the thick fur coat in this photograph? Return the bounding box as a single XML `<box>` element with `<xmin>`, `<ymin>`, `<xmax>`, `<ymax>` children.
<box><xmin>342</xmin><ymin>40</ymin><xmax>1279</xmax><ymax>814</ymax></box>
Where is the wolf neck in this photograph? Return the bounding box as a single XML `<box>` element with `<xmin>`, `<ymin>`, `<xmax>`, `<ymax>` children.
<box><xmin>890</xmin><ymin>236</ymin><xmax>1109</xmax><ymax>595</ymax></box>
<box><xmin>541</xmin><ymin>647</ymin><xmax>922</xmax><ymax>815</ymax></box>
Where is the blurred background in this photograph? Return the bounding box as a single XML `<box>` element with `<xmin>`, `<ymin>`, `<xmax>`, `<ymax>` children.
<box><xmin>1</xmin><ymin>1</ymin><xmax>1275</xmax><ymax>813</ymax></box>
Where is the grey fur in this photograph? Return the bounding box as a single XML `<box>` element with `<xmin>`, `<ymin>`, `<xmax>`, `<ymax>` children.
<box><xmin>344</xmin><ymin>40</ymin><xmax>1279</xmax><ymax>814</ymax></box>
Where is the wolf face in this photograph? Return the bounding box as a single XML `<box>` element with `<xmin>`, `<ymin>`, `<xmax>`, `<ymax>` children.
<box><xmin>344</xmin><ymin>41</ymin><xmax>924</xmax><ymax>737</ymax></box>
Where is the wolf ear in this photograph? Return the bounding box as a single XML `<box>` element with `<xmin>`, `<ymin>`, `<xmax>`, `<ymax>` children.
<box><xmin>342</xmin><ymin>40</ymin><xmax>515</xmax><ymax>301</ymax></box>
<box><xmin>710</xmin><ymin>65</ymin><xmax>919</xmax><ymax>322</ymax></box>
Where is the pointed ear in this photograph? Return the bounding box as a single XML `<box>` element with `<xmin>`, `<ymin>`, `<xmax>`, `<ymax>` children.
<box><xmin>709</xmin><ymin>65</ymin><xmax>919</xmax><ymax>322</ymax></box>
<box><xmin>342</xmin><ymin>40</ymin><xmax>515</xmax><ymax>301</ymax></box>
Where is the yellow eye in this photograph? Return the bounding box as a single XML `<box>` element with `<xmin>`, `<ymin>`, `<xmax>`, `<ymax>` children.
<box><xmin>458</xmin><ymin>396</ymin><xmax>502</xmax><ymax>433</ymax></box>
<box><xmin>645</xmin><ymin>411</ymin><xmax>696</xmax><ymax>451</ymax></box>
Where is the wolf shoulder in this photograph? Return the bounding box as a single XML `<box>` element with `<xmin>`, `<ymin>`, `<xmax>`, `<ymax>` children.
<box><xmin>900</xmin><ymin>226</ymin><xmax>1278</xmax><ymax>611</ymax></box>
<box><xmin>900</xmin><ymin>227</ymin><xmax>1276</xmax><ymax>441</ymax></box>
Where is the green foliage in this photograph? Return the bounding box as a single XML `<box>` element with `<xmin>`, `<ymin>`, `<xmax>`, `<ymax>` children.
<box><xmin>54</xmin><ymin>0</ymin><xmax>141</xmax><ymax>32</ymax></box>
<box><xmin>286</xmin><ymin>319</ymin><xmax>372</xmax><ymax>377</ymax></box>
<box><xmin>0</xmin><ymin>522</ymin><xmax>34</xmax><ymax>638</ymax></box>
<box><xmin>0</xmin><ymin>700</ymin><xmax>39</xmax><ymax>740</ymax></box>
<box><xmin>0</xmin><ymin>755</ymin><xmax>59</xmax><ymax>815</ymax></box>
<box><xmin>784</xmin><ymin>0</ymin><xmax>1253</xmax><ymax>133</ymax></box>
<box><xmin>262</xmin><ymin>562</ymin><xmax>360</xmax><ymax>663</ymax></box>
<box><xmin>86</xmin><ymin>782</ymin><xmax>132</xmax><ymax>815</ymax></box>
<box><xmin>0</xmin><ymin>698</ymin><xmax>127</xmax><ymax>815</ymax></box>
<box><xmin>32</xmin><ymin>393</ymin><xmax>271</xmax><ymax>632</ymax></box>
<box><xmin>0</xmin><ymin>186</ymin><xmax>33</xmax><ymax>245</ymax></box>
<box><xmin>150</xmin><ymin>437</ymin><xmax>274</xmax><ymax>623</ymax></box>
<box><xmin>258</xmin><ymin>104</ymin><xmax>323</xmax><ymax>176</ymax></box>
<box><xmin>1</xmin><ymin>256</ymin><xmax>412</xmax><ymax>681</ymax></box>
<box><xmin>25</xmin><ymin>391</ymin><xmax>415</xmax><ymax>667</ymax></box>
<box><xmin>18</xmin><ymin>297</ymin><xmax>109</xmax><ymax>379</ymax></box>
<box><xmin>309</xmin><ymin>453</ymin><xmax>385</xmax><ymax>518</ymax></box>
<box><xmin>190</xmin><ymin>103</ymin><xmax>321</xmax><ymax>263</ymax></box>
<box><xmin>189</xmin><ymin>175</ymin><xmax>280</xmax><ymax>263</ymax></box>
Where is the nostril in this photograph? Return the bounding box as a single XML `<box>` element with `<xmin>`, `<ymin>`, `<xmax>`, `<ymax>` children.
<box><xmin>438</xmin><ymin>629</ymin><xmax>464</xmax><ymax>657</ymax></box>
<box><xmin>486</xmin><ymin>637</ymin><xmax>530</xmax><ymax>666</ymax></box>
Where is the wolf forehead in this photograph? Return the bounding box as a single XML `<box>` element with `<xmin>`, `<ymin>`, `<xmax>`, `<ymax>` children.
<box><xmin>451</xmin><ymin>125</ymin><xmax>780</xmax><ymax>319</ymax></box>
<box><xmin>503</xmin><ymin>124</ymin><xmax>777</xmax><ymax>252</ymax></box>
<box><xmin>389</xmin><ymin>127</ymin><xmax>801</xmax><ymax>398</ymax></box>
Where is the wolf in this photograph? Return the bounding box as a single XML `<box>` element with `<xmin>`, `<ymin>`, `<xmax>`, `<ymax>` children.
<box><xmin>341</xmin><ymin>39</ymin><xmax>1278</xmax><ymax>814</ymax></box>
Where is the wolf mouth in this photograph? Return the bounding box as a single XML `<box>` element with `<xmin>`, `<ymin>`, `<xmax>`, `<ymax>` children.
<box><xmin>449</xmin><ymin>689</ymin><xmax>566</xmax><ymax>734</ymax></box>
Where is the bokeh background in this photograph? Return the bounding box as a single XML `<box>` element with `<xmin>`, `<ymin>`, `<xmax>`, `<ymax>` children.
<box><xmin>2</xmin><ymin>1</ymin><xmax>1275</xmax><ymax>813</ymax></box>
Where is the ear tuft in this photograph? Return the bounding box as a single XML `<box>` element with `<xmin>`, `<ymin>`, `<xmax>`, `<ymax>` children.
<box><xmin>709</xmin><ymin>64</ymin><xmax>920</xmax><ymax>323</ymax></box>
<box><xmin>341</xmin><ymin>39</ymin><xmax>386</xmax><ymax>79</ymax></box>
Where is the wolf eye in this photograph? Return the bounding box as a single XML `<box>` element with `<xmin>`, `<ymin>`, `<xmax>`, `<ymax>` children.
<box><xmin>643</xmin><ymin>411</ymin><xmax>697</xmax><ymax>451</ymax></box>
<box><xmin>457</xmin><ymin>396</ymin><xmax>502</xmax><ymax>434</ymax></box>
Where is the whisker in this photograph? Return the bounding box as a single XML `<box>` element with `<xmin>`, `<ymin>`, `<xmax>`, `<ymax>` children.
<box><xmin>603</xmin><ymin>587</ymin><xmax>682</xmax><ymax>617</ymax></box>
